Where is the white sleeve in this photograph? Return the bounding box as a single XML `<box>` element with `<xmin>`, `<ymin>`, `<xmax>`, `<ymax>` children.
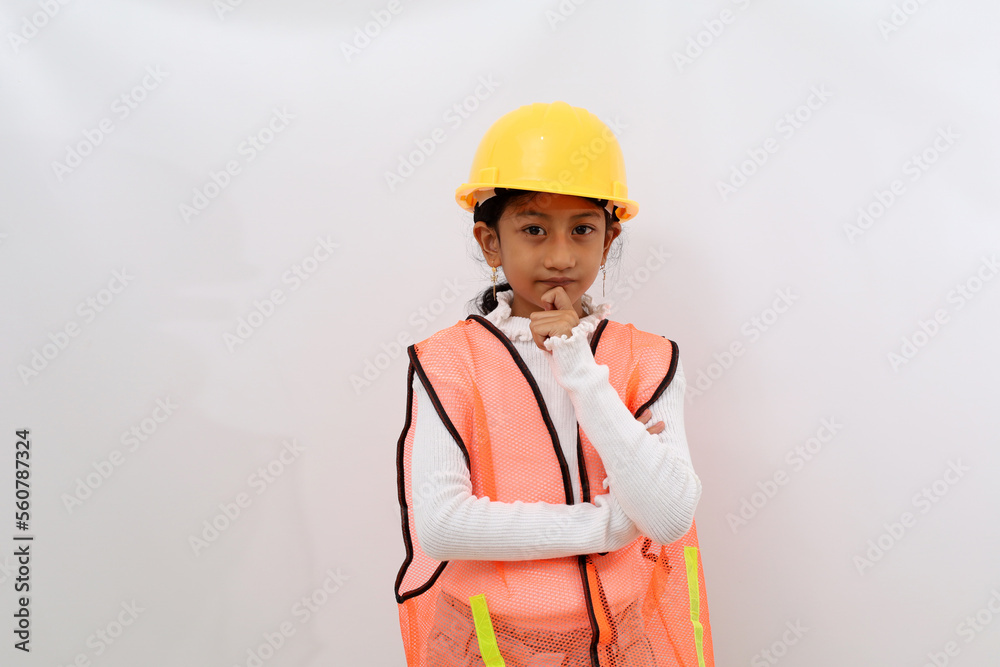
<box><xmin>544</xmin><ymin>328</ymin><xmax>701</xmax><ymax>545</ymax></box>
<box><xmin>410</xmin><ymin>372</ymin><xmax>638</xmax><ymax>561</ymax></box>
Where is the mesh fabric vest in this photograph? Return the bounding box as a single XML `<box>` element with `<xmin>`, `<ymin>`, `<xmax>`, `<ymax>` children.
<box><xmin>395</xmin><ymin>312</ymin><xmax>714</xmax><ymax>667</ymax></box>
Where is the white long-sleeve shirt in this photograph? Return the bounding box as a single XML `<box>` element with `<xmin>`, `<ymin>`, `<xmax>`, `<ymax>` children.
<box><xmin>411</xmin><ymin>289</ymin><xmax>701</xmax><ymax>562</ymax></box>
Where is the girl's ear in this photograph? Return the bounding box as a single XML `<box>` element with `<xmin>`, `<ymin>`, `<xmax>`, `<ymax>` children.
<box><xmin>604</xmin><ymin>219</ymin><xmax>622</xmax><ymax>255</ymax></box>
<box><xmin>472</xmin><ymin>220</ymin><xmax>501</xmax><ymax>262</ymax></box>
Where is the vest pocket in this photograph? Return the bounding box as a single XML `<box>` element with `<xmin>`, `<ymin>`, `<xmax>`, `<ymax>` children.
<box><xmin>427</xmin><ymin>592</ymin><xmax>476</xmax><ymax>666</ymax></box>
<box><xmin>599</xmin><ymin>602</ymin><xmax>656</xmax><ymax>667</ymax></box>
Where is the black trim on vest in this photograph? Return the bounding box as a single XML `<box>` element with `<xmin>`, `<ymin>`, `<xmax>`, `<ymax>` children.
<box><xmin>591</xmin><ymin>317</ymin><xmax>611</xmax><ymax>353</ymax></box>
<box><xmin>393</xmin><ymin>361</ymin><xmax>417</xmax><ymax>603</ymax></box>
<box><xmin>465</xmin><ymin>314</ymin><xmax>578</xmax><ymax>505</ymax></box>
<box><xmin>633</xmin><ymin>338</ymin><xmax>680</xmax><ymax>418</ymax></box>
<box><xmin>577</xmin><ymin>429</ymin><xmax>591</xmax><ymax>505</ymax></box>
<box><xmin>408</xmin><ymin>344</ymin><xmax>472</xmax><ymax>471</ymax></box>
<box><xmin>578</xmin><ymin>555</ymin><xmax>603</xmax><ymax>667</ymax></box>
<box><xmin>393</xmin><ymin>345</ymin><xmax>471</xmax><ymax>603</ymax></box>
<box><xmin>633</xmin><ymin>337</ymin><xmax>680</xmax><ymax>571</ymax></box>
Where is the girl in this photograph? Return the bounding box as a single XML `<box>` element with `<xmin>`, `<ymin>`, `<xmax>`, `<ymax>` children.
<box><xmin>395</xmin><ymin>102</ymin><xmax>714</xmax><ymax>667</ymax></box>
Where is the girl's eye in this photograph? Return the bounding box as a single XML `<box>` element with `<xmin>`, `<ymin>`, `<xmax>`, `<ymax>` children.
<box><xmin>523</xmin><ymin>225</ymin><xmax>595</xmax><ymax>235</ymax></box>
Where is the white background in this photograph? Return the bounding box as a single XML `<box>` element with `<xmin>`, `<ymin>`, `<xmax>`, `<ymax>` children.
<box><xmin>2</xmin><ymin>1</ymin><xmax>999</xmax><ymax>666</ymax></box>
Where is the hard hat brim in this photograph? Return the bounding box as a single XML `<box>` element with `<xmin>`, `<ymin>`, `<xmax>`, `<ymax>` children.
<box><xmin>455</xmin><ymin>183</ymin><xmax>639</xmax><ymax>222</ymax></box>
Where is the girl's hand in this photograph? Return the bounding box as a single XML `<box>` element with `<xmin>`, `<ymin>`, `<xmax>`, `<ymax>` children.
<box><xmin>637</xmin><ymin>408</ymin><xmax>665</xmax><ymax>435</ymax></box>
<box><xmin>529</xmin><ymin>286</ymin><xmax>580</xmax><ymax>351</ymax></box>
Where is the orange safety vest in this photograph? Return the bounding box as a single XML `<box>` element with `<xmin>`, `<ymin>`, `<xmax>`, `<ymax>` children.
<box><xmin>394</xmin><ymin>313</ymin><xmax>714</xmax><ymax>667</ymax></box>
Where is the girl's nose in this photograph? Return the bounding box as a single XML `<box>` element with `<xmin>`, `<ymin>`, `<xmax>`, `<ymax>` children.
<box><xmin>544</xmin><ymin>234</ymin><xmax>574</xmax><ymax>269</ymax></box>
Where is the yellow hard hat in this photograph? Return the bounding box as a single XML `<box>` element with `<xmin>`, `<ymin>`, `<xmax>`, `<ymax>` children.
<box><xmin>455</xmin><ymin>101</ymin><xmax>639</xmax><ymax>221</ymax></box>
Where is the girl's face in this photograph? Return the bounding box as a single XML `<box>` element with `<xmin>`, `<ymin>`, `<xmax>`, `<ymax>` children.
<box><xmin>475</xmin><ymin>192</ymin><xmax>622</xmax><ymax>319</ymax></box>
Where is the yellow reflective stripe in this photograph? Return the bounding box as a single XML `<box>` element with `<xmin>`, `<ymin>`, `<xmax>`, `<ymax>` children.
<box><xmin>469</xmin><ymin>593</ymin><xmax>506</xmax><ymax>667</ymax></box>
<box><xmin>684</xmin><ymin>546</ymin><xmax>707</xmax><ymax>667</ymax></box>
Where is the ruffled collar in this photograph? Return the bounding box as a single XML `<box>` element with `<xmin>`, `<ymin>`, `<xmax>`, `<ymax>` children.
<box><xmin>484</xmin><ymin>289</ymin><xmax>612</xmax><ymax>343</ymax></box>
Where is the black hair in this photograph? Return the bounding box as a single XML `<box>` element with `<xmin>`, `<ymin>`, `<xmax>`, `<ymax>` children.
<box><xmin>467</xmin><ymin>188</ymin><xmax>625</xmax><ymax>316</ymax></box>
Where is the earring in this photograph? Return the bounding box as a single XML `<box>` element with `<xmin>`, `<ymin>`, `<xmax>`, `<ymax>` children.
<box><xmin>602</xmin><ymin>263</ymin><xmax>606</xmax><ymax>297</ymax></box>
<box><xmin>492</xmin><ymin>265</ymin><xmax>498</xmax><ymax>300</ymax></box>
